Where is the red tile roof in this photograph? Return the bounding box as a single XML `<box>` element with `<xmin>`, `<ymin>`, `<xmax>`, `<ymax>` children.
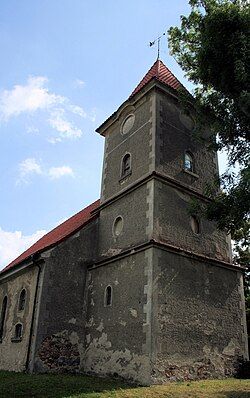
<box><xmin>1</xmin><ymin>199</ymin><xmax>100</xmax><ymax>274</ymax></box>
<box><xmin>130</xmin><ymin>59</ymin><xmax>181</xmax><ymax>98</ymax></box>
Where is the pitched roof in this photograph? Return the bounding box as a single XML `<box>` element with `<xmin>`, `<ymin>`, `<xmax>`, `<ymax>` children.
<box><xmin>1</xmin><ymin>199</ymin><xmax>100</xmax><ymax>274</ymax></box>
<box><xmin>130</xmin><ymin>59</ymin><xmax>181</xmax><ymax>98</ymax></box>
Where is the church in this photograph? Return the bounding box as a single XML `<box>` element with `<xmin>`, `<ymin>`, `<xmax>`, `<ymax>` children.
<box><xmin>0</xmin><ymin>59</ymin><xmax>248</xmax><ymax>385</ymax></box>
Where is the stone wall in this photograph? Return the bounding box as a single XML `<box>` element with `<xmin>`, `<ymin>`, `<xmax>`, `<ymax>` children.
<box><xmin>0</xmin><ymin>266</ymin><xmax>39</xmax><ymax>371</ymax></box>
<box><xmin>151</xmin><ymin>248</ymin><xmax>248</xmax><ymax>383</ymax></box>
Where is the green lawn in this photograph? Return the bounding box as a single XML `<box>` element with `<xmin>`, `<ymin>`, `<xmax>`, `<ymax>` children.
<box><xmin>0</xmin><ymin>371</ymin><xmax>249</xmax><ymax>398</ymax></box>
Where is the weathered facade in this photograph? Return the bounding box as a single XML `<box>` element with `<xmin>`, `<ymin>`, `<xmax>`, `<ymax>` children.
<box><xmin>0</xmin><ymin>60</ymin><xmax>248</xmax><ymax>384</ymax></box>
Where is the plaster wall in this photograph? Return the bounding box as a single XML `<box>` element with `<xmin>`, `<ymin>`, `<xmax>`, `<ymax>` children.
<box><xmin>83</xmin><ymin>249</ymin><xmax>153</xmax><ymax>385</ymax></box>
<box><xmin>98</xmin><ymin>184</ymin><xmax>149</xmax><ymax>257</ymax></box>
<box><xmin>101</xmin><ymin>93</ymin><xmax>153</xmax><ymax>201</ymax></box>
<box><xmin>0</xmin><ymin>266</ymin><xmax>39</xmax><ymax>371</ymax></box>
<box><xmin>153</xmin><ymin>179</ymin><xmax>230</xmax><ymax>262</ymax></box>
<box><xmin>151</xmin><ymin>248</ymin><xmax>248</xmax><ymax>382</ymax></box>
<box><xmin>32</xmin><ymin>219</ymin><xmax>98</xmax><ymax>373</ymax></box>
<box><xmin>155</xmin><ymin>90</ymin><xmax>218</xmax><ymax>194</ymax></box>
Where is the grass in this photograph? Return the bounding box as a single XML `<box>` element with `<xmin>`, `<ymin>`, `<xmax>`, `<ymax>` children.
<box><xmin>0</xmin><ymin>371</ymin><xmax>249</xmax><ymax>398</ymax></box>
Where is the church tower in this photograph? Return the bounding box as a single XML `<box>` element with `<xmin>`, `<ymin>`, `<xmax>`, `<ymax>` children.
<box><xmin>84</xmin><ymin>60</ymin><xmax>248</xmax><ymax>384</ymax></box>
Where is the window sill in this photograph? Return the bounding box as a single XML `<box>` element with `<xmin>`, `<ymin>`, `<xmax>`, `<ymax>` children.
<box><xmin>119</xmin><ymin>171</ymin><xmax>132</xmax><ymax>183</ymax></box>
<box><xmin>182</xmin><ymin>169</ymin><xmax>199</xmax><ymax>179</ymax></box>
<box><xmin>11</xmin><ymin>337</ymin><xmax>22</xmax><ymax>343</ymax></box>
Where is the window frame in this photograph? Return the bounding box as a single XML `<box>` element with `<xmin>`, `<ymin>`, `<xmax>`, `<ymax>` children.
<box><xmin>104</xmin><ymin>285</ymin><xmax>112</xmax><ymax>307</ymax></box>
<box><xmin>184</xmin><ymin>151</ymin><xmax>195</xmax><ymax>173</ymax></box>
<box><xmin>120</xmin><ymin>153</ymin><xmax>132</xmax><ymax>180</ymax></box>
<box><xmin>190</xmin><ymin>215</ymin><xmax>200</xmax><ymax>235</ymax></box>
<box><xmin>18</xmin><ymin>288</ymin><xmax>26</xmax><ymax>312</ymax></box>
<box><xmin>11</xmin><ymin>323</ymin><xmax>23</xmax><ymax>342</ymax></box>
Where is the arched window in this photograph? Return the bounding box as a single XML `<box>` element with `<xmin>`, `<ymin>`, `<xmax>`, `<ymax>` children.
<box><xmin>18</xmin><ymin>289</ymin><xmax>26</xmax><ymax>311</ymax></box>
<box><xmin>184</xmin><ymin>152</ymin><xmax>194</xmax><ymax>173</ymax></box>
<box><xmin>0</xmin><ymin>296</ymin><xmax>7</xmax><ymax>341</ymax></box>
<box><xmin>14</xmin><ymin>323</ymin><xmax>23</xmax><ymax>340</ymax></box>
<box><xmin>121</xmin><ymin>154</ymin><xmax>131</xmax><ymax>178</ymax></box>
<box><xmin>113</xmin><ymin>216</ymin><xmax>123</xmax><ymax>237</ymax></box>
<box><xmin>105</xmin><ymin>286</ymin><xmax>112</xmax><ymax>307</ymax></box>
<box><xmin>191</xmin><ymin>216</ymin><xmax>200</xmax><ymax>234</ymax></box>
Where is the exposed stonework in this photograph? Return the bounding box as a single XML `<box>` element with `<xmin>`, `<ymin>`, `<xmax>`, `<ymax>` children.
<box><xmin>38</xmin><ymin>331</ymin><xmax>80</xmax><ymax>372</ymax></box>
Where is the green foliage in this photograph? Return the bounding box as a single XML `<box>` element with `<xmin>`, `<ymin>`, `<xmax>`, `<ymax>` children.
<box><xmin>168</xmin><ymin>0</ymin><xmax>249</xmax><ymax>271</ymax></box>
<box><xmin>169</xmin><ymin>1</ymin><xmax>250</xmax><ymax>329</ymax></box>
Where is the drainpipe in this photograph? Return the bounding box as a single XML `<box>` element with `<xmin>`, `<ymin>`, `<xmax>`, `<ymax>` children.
<box><xmin>25</xmin><ymin>254</ymin><xmax>43</xmax><ymax>372</ymax></box>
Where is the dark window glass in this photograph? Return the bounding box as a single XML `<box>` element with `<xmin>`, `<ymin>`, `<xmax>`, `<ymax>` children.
<box><xmin>184</xmin><ymin>152</ymin><xmax>194</xmax><ymax>172</ymax></box>
<box><xmin>0</xmin><ymin>296</ymin><xmax>7</xmax><ymax>340</ymax></box>
<box><xmin>15</xmin><ymin>323</ymin><xmax>23</xmax><ymax>340</ymax></box>
<box><xmin>105</xmin><ymin>286</ymin><xmax>112</xmax><ymax>306</ymax></box>
<box><xmin>121</xmin><ymin>154</ymin><xmax>131</xmax><ymax>177</ymax></box>
<box><xmin>18</xmin><ymin>289</ymin><xmax>26</xmax><ymax>311</ymax></box>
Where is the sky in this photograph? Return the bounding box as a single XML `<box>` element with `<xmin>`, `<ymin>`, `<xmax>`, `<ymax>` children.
<box><xmin>0</xmin><ymin>0</ymin><xmax>228</xmax><ymax>270</ymax></box>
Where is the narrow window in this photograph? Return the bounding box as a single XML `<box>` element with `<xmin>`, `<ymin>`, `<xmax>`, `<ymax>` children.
<box><xmin>0</xmin><ymin>296</ymin><xmax>7</xmax><ymax>341</ymax></box>
<box><xmin>14</xmin><ymin>323</ymin><xmax>23</xmax><ymax>340</ymax></box>
<box><xmin>184</xmin><ymin>152</ymin><xmax>194</xmax><ymax>173</ymax></box>
<box><xmin>121</xmin><ymin>154</ymin><xmax>131</xmax><ymax>178</ymax></box>
<box><xmin>113</xmin><ymin>216</ymin><xmax>123</xmax><ymax>237</ymax></box>
<box><xmin>191</xmin><ymin>216</ymin><xmax>200</xmax><ymax>234</ymax></box>
<box><xmin>105</xmin><ymin>286</ymin><xmax>112</xmax><ymax>307</ymax></box>
<box><xmin>18</xmin><ymin>289</ymin><xmax>26</xmax><ymax>311</ymax></box>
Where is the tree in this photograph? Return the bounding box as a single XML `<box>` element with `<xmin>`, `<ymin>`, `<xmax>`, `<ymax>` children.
<box><xmin>168</xmin><ymin>3</ymin><xmax>250</xmax><ymax>347</ymax></box>
<box><xmin>168</xmin><ymin>0</ymin><xmax>249</xmax><ymax>270</ymax></box>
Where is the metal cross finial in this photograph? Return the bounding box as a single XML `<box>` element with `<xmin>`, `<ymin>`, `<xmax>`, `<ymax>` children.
<box><xmin>149</xmin><ymin>32</ymin><xmax>166</xmax><ymax>59</ymax></box>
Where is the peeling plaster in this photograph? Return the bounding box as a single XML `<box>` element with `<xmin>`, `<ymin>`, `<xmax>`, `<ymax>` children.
<box><xmin>96</xmin><ymin>320</ymin><xmax>104</xmax><ymax>333</ymax></box>
<box><xmin>84</xmin><ymin>333</ymin><xmax>151</xmax><ymax>385</ymax></box>
<box><xmin>129</xmin><ymin>308</ymin><xmax>138</xmax><ymax>318</ymax></box>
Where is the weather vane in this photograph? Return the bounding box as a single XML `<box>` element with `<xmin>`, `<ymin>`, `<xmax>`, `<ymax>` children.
<box><xmin>149</xmin><ymin>31</ymin><xmax>166</xmax><ymax>59</ymax></box>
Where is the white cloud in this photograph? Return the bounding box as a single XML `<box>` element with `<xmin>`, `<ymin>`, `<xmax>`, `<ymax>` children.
<box><xmin>19</xmin><ymin>158</ymin><xmax>42</xmax><ymax>175</ymax></box>
<box><xmin>89</xmin><ymin>108</ymin><xmax>97</xmax><ymax>123</ymax></box>
<box><xmin>0</xmin><ymin>76</ymin><xmax>63</xmax><ymax>120</ymax></box>
<box><xmin>47</xmin><ymin>137</ymin><xmax>62</xmax><ymax>144</ymax></box>
<box><xmin>74</xmin><ymin>79</ymin><xmax>85</xmax><ymax>88</ymax></box>
<box><xmin>0</xmin><ymin>227</ymin><xmax>47</xmax><ymax>270</ymax></box>
<box><xmin>69</xmin><ymin>104</ymin><xmax>87</xmax><ymax>118</ymax></box>
<box><xmin>17</xmin><ymin>158</ymin><xmax>74</xmax><ymax>184</ymax></box>
<box><xmin>18</xmin><ymin>158</ymin><xmax>42</xmax><ymax>184</ymax></box>
<box><xmin>0</xmin><ymin>76</ymin><xmax>87</xmax><ymax>142</ymax></box>
<box><xmin>49</xmin><ymin>109</ymin><xmax>82</xmax><ymax>139</ymax></box>
<box><xmin>26</xmin><ymin>125</ymin><xmax>39</xmax><ymax>134</ymax></box>
<box><xmin>48</xmin><ymin>166</ymin><xmax>74</xmax><ymax>180</ymax></box>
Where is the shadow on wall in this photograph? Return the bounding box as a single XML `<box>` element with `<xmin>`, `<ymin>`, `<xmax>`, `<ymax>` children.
<box><xmin>224</xmin><ymin>394</ymin><xmax>250</xmax><ymax>398</ymax></box>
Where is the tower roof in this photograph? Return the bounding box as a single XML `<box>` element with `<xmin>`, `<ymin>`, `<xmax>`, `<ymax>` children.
<box><xmin>130</xmin><ymin>59</ymin><xmax>182</xmax><ymax>98</ymax></box>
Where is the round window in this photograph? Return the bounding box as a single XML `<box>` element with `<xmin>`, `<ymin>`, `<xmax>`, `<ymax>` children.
<box><xmin>121</xmin><ymin>114</ymin><xmax>135</xmax><ymax>135</ymax></box>
<box><xmin>113</xmin><ymin>216</ymin><xmax>123</xmax><ymax>237</ymax></box>
<box><xmin>190</xmin><ymin>216</ymin><xmax>200</xmax><ymax>234</ymax></box>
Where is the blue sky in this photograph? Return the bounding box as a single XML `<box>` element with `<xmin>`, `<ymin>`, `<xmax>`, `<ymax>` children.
<box><xmin>0</xmin><ymin>1</ymin><xmax>227</xmax><ymax>269</ymax></box>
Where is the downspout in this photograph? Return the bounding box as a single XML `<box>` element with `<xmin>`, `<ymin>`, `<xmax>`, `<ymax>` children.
<box><xmin>25</xmin><ymin>254</ymin><xmax>44</xmax><ymax>372</ymax></box>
